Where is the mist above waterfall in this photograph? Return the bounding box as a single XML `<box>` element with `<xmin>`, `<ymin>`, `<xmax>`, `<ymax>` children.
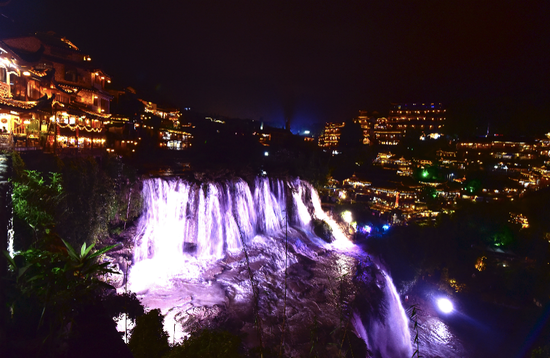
<box><xmin>125</xmin><ymin>176</ymin><xmax>412</xmax><ymax>357</ymax></box>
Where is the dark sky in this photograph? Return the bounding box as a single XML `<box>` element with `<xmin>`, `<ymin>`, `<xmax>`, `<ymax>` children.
<box><xmin>2</xmin><ymin>0</ymin><xmax>550</xmax><ymax>134</ymax></box>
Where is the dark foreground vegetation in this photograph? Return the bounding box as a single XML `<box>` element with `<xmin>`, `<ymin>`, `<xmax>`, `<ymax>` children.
<box><xmin>1</xmin><ymin>152</ymin><xmax>145</xmax><ymax>358</ymax></box>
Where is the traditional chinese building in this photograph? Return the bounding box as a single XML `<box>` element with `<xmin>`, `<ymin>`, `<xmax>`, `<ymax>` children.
<box><xmin>107</xmin><ymin>88</ymin><xmax>193</xmax><ymax>154</ymax></box>
<box><xmin>318</xmin><ymin>122</ymin><xmax>345</xmax><ymax>148</ymax></box>
<box><xmin>0</xmin><ymin>32</ymin><xmax>112</xmax><ymax>152</ymax></box>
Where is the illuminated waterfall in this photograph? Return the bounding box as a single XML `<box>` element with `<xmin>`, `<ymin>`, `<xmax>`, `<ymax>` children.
<box><xmin>128</xmin><ymin>176</ymin><xmax>411</xmax><ymax>356</ymax></box>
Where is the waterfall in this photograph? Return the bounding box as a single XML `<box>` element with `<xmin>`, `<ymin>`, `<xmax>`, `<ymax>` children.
<box><xmin>128</xmin><ymin>176</ymin><xmax>412</xmax><ymax>356</ymax></box>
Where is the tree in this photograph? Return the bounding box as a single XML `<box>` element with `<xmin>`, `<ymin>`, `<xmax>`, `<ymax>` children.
<box><xmin>129</xmin><ymin>309</ymin><xmax>170</xmax><ymax>358</ymax></box>
<box><xmin>11</xmin><ymin>170</ymin><xmax>63</xmax><ymax>246</ymax></box>
<box><xmin>338</xmin><ymin>119</ymin><xmax>363</xmax><ymax>150</ymax></box>
<box><xmin>164</xmin><ymin>329</ymin><xmax>242</xmax><ymax>358</ymax></box>
<box><xmin>2</xmin><ymin>240</ymin><xmax>120</xmax><ymax>357</ymax></box>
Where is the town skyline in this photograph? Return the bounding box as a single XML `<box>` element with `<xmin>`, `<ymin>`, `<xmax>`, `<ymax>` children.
<box><xmin>1</xmin><ymin>0</ymin><xmax>549</xmax><ymax>135</ymax></box>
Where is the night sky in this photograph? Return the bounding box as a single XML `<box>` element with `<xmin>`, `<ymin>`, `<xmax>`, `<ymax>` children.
<box><xmin>1</xmin><ymin>0</ymin><xmax>550</xmax><ymax>134</ymax></box>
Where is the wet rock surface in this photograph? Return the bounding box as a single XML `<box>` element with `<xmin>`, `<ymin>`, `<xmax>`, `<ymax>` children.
<box><xmin>126</xmin><ymin>228</ymin><xmax>412</xmax><ymax>357</ymax></box>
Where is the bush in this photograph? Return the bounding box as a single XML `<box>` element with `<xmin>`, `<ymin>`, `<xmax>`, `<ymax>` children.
<box><xmin>164</xmin><ymin>329</ymin><xmax>242</xmax><ymax>358</ymax></box>
<box><xmin>129</xmin><ymin>309</ymin><xmax>170</xmax><ymax>358</ymax></box>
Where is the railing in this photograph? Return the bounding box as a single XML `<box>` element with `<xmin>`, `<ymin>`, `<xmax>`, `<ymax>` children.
<box><xmin>14</xmin><ymin>146</ymin><xmax>42</xmax><ymax>152</ymax></box>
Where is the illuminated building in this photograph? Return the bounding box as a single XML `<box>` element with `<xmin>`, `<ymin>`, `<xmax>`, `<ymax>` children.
<box><xmin>353</xmin><ymin>110</ymin><xmax>375</xmax><ymax>145</ymax></box>
<box><xmin>353</xmin><ymin>110</ymin><xmax>406</xmax><ymax>146</ymax></box>
<box><xmin>318</xmin><ymin>122</ymin><xmax>345</xmax><ymax>147</ymax></box>
<box><xmin>436</xmin><ymin>149</ymin><xmax>465</xmax><ymax>170</ymax></box>
<box><xmin>456</xmin><ymin>137</ymin><xmax>538</xmax><ymax>171</ymax></box>
<box><xmin>343</xmin><ymin>174</ymin><xmax>371</xmax><ymax>188</ymax></box>
<box><xmin>380</xmin><ymin>102</ymin><xmax>446</xmax><ymax>145</ymax></box>
<box><xmin>373</xmin><ymin>117</ymin><xmax>403</xmax><ymax>146</ymax></box>
<box><xmin>0</xmin><ymin>32</ymin><xmax>112</xmax><ymax>151</ymax></box>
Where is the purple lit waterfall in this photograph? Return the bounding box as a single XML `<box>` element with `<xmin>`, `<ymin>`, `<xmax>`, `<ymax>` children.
<box><xmin>132</xmin><ymin>177</ymin><xmax>314</xmax><ymax>264</ymax></box>
<box><xmin>127</xmin><ymin>176</ymin><xmax>411</xmax><ymax>357</ymax></box>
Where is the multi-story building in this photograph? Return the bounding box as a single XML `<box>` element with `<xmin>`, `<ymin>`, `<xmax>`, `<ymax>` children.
<box><xmin>353</xmin><ymin>110</ymin><xmax>374</xmax><ymax>145</ymax></box>
<box><xmin>351</xmin><ymin>103</ymin><xmax>445</xmax><ymax>147</ymax></box>
<box><xmin>0</xmin><ymin>32</ymin><xmax>112</xmax><ymax>151</ymax></box>
<box><xmin>107</xmin><ymin>89</ymin><xmax>193</xmax><ymax>153</ymax></box>
<box><xmin>456</xmin><ymin>137</ymin><xmax>538</xmax><ymax>171</ymax></box>
<box><xmin>318</xmin><ymin>122</ymin><xmax>345</xmax><ymax>148</ymax></box>
<box><xmin>373</xmin><ymin>116</ymin><xmax>403</xmax><ymax>146</ymax></box>
<box><xmin>380</xmin><ymin>102</ymin><xmax>446</xmax><ymax>145</ymax></box>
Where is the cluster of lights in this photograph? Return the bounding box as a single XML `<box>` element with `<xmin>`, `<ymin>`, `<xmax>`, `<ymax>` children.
<box><xmin>0</xmin><ymin>97</ymin><xmax>38</xmax><ymax>109</ymax></box>
<box><xmin>56</xmin><ymin>135</ymin><xmax>105</xmax><ymax>145</ymax></box>
<box><xmin>509</xmin><ymin>212</ymin><xmax>529</xmax><ymax>229</ymax></box>
<box><xmin>358</xmin><ymin>225</ymin><xmax>372</xmax><ymax>234</ymax></box>
<box><xmin>57</xmin><ymin>122</ymin><xmax>102</xmax><ymax>132</ymax></box>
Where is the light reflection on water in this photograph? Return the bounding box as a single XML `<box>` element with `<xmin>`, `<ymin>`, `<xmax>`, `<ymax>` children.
<box><xmin>428</xmin><ymin>318</ymin><xmax>453</xmax><ymax>344</ymax></box>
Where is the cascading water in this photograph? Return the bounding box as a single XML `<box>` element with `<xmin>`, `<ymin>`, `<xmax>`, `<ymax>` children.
<box><xmin>126</xmin><ymin>176</ymin><xmax>411</xmax><ymax>357</ymax></box>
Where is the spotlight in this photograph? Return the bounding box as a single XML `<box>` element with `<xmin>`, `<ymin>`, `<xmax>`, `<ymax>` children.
<box><xmin>436</xmin><ymin>297</ymin><xmax>454</xmax><ymax>314</ymax></box>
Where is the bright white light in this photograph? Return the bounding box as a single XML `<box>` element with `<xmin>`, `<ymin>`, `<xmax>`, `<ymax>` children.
<box><xmin>364</xmin><ymin>225</ymin><xmax>372</xmax><ymax>233</ymax></box>
<box><xmin>437</xmin><ymin>298</ymin><xmax>454</xmax><ymax>313</ymax></box>
<box><xmin>342</xmin><ymin>211</ymin><xmax>352</xmax><ymax>224</ymax></box>
<box><xmin>264</xmin><ymin>151</ymin><xmax>269</xmax><ymax>156</ymax></box>
<box><xmin>383</xmin><ymin>224</ymin><xmax>390</xmax><ymax>230</ymax></box>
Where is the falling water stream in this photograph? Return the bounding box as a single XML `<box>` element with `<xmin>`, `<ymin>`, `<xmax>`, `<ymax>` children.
<box><xmin>125</xmin><ymin>177</ymin><xmax>412</xmax><ymax>357</ymax></box>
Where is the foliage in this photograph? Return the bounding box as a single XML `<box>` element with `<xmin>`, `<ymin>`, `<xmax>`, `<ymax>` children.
<box><xmin>407</xmin><ymin>304</ymin><xmax>422</xmax><ymax>358</ymax></box>
<box><xmin>464</xmin><ymin>178</ymin><xmax>482</xmax><ymax>194</ymax></box>
<box><xmin>129</xmin><ymin>309</ymin><xmax>170</xmax><ymax>358</ymax></box>
<box><xmin>414</xmin><ymin>164</ymin><xmax>443</xmax><ymax>182</ymax></box>
<box><xmin>418</xmin><ymin>186</ymin><xmax>444</xmax><ymax>211</ymax></box>
<box><xmin>338</xmin><ymin>119</ymin><xmax>364</xmax><ymax>149</ymax></box>
<box><xmin>2</xmin><ymin>240</ymin><xmax>119</xmax><ymax>356</ymax></box>
<box><xmin>11</xmin><ymin>151</ymin><xmax>25</xmax><ymax>180</ymax></box>
<box><xmin>164</xmin><ymin>329</ymin><xmax>242</xmax><ymax>358</ymax></box>
<box><xmin>11</xmin><ymin>155</ymin><xmax>143</xmax><ymax>248</ymax></box>
<box><xmin>102</xmin><ymin>291</ymin><xmax>145</xmax><ymax>322</ymax></box>
<box><xmin>57</xmin><ymin>157</ymin><xmax>116</xmax><ymax>246</ymax></box>
<box><xmin>11</xmin><ymin>170</ymin><xmax>63</xmax><ymax>243</ymax></box>
<box><xmin>531</xmin><ymin>345</ymin><xmax>550</xmax><ymax>358</ymax></box>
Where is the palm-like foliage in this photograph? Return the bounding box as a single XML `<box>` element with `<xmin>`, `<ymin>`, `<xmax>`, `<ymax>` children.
<box><xmin>2</xmin><ymin>240</ymin><xmax>119</xmax><ymax>355</ymax></box>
